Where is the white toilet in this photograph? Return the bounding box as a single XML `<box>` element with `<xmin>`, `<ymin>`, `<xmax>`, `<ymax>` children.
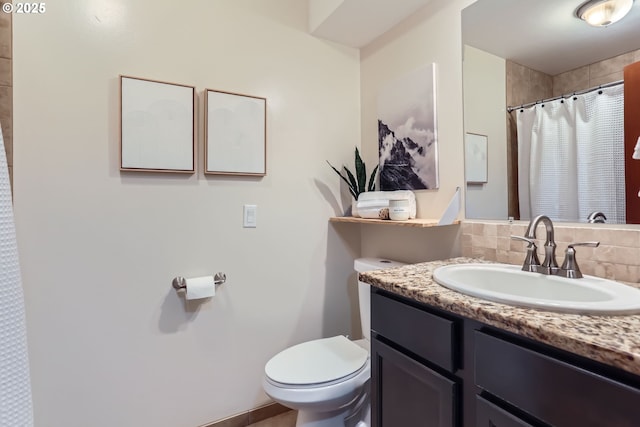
<box><xmin>262</xmin><ymin>258</ymin><xmax>405</xmax><ymax>427</ymax></box>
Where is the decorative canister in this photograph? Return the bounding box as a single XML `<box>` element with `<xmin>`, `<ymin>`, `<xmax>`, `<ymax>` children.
<box><xmin>389</xmin><ymin>199</ymin><xmax>410</xmax><ymax>221</ymax></box>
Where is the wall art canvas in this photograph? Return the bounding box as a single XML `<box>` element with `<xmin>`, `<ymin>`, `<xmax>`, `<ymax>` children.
<box><xmin>205</xmin><ymin>89</ymin><xmax>266</xmax><ymax>176</ymax></box>
<box><xmin>378</xmin><ymin>63</ymin><xmax>438</xmax><ymax>190</ymax></box>
<box><xmin>464</xmin><ymin>132</ymin><xmax>488</xmax><ymax>184</ymax></box>
<box><xmin>120</xmin><ymin>75</ymin><xmax>195</xmax><ymax>173</ymax></box>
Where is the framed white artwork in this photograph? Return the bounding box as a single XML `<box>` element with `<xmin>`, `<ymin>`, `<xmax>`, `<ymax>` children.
<box><xmin>205</xmin><ymin>89</ymin><xmax>266</xmax><ymax>176</ymax></box>
<box><xmin>465</xmin><ymin>132</ymin><xmax>488</xmax><ymax>184</ymax></box>
<box><xmin>120</xmin><ymin>75</ymin><xmax>195</xmax><ymax>173</ymax></box>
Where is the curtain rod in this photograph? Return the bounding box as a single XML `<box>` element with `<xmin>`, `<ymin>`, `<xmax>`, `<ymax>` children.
<box><xmin>506</xmin><ymin>80</ymin><xmax>624</xmax><ymax>113</ymax></box>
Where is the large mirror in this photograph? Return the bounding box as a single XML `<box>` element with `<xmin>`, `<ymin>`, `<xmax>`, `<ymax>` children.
<box><xmin>462</xmin><ymin>0</ymin><xmax>640</xmax><ymax>224</ymax></box>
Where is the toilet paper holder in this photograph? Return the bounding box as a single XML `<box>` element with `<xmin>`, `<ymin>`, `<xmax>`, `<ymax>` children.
<box><xmin>172</xmin><ymin>273</ymin><xmax>227</xmax><ymax>291</ymax></box>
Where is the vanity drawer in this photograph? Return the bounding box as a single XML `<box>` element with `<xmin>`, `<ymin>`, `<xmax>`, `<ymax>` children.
<box><xmin>371</xmin><ymin>291</ymin><xmax>457</xmax><ymax>371</ymax></box>
<box><xmin>475</xmin><ymin>331</ymin><xmax>640</xmax><ymax>427</ymax></box>
<box><xmin>476</xmin><ymin>396</ymin><xmax>534</xmax><ymax>427</ymax></box>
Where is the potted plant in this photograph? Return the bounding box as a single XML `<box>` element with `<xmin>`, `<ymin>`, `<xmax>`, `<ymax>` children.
<box><xmin>327</xmin><ymin>147</ymin><xmax>378</xmax><ymax>217</ymax></box>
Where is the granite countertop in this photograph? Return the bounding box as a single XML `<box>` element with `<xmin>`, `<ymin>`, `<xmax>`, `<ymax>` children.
<box><xmin>359</xmin><ymin>257</ymin><xmax>640</xmax><ymax>376</ymax></box>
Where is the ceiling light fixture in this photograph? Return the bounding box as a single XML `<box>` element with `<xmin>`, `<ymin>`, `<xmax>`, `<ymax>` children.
<box><xmin>576</xmin><ymin>0</ymin><xmax>634</xmax><ymax>27</ymax></box>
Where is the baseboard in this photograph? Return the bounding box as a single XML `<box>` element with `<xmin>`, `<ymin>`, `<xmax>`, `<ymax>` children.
<box><xmin>202</xmin><ymin>402</ymin><xmax>290</xmax><ymax>427</ymax></box>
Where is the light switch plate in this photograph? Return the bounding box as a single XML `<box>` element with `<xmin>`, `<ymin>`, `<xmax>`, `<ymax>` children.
<box><xmin>243</xmin><ymin>205</ymin><xmax>257</xmax><ymax>228</ymax></box>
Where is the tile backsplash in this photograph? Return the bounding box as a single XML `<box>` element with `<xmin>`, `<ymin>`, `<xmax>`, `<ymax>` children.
<box><xmin>0</xmin><ymin>3</ymin><xmax>10</xmax><ymax>188</ymax></box>
<box><xmin>462</xmin><ymin>220</ymin><xmax>640</xmax><ymax>283</ymax></box>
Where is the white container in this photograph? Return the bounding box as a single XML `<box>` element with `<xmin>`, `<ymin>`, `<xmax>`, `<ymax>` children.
<box><xmin>389</xmin><ymin>199</ymin><xmax>410</xmax><ymax>221</ymax></box>
<box><xmin>356</xmin><ymin>190</ymin><xmax>417</xmax><ymax>219</ymax></box>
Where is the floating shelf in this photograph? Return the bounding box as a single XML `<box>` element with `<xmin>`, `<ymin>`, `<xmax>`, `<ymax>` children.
<box><xmin>329</xmin><ymin>217</ymin><xmax>460</xmax><ymax>228</ymax></box>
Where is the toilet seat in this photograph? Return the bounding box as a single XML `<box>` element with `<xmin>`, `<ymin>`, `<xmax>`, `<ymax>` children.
<box><xmin>265</xmin><ymin>336</ymin><xmax>368</xmax><ymax>387</ymax></box>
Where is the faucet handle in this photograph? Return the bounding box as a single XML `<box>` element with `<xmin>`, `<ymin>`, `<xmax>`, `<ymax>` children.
<box><xmin>567</xmin><ymin>241</ymin><xmax>600</xmax><ymax>249</ymax></box>
<box><xmin>510</xmin><ymin>235</ymin><xmax>540</xmax><ymax>272</ymax></box>
<box><xmin>587</xmin><ymin>211</ymin><xmax>607</xmax><ymax>223</ymax></box>
<box><xmin>559</xmin><ymin>241</ymin><xmax>600</xmax><ymax>278</ymax></box>
<box><xmin>510</xmin><ymin>235</ymin><xmax>538</xmax><ymax>252</ymax></box>
<box><xmin>510</xmin><ymin>235</ymin><xmax>535</xmax><ymax>245</ymax></box>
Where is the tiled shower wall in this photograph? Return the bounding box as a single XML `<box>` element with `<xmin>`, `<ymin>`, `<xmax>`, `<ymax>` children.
<box><xmin>507</xmin><ymin>48</ymin><xmax>640</xmax><ymax>105</ymax></box>
<box><xmin>553</xmin><ymin>48</ymin><xmax>640</xmax><ymax>96</ymax></box>
<box><xmin>461</xmin><ymin>220</ymin><xmax>640</xmax><ymax>284</ymax></box>
<box><xmin>506</xmin><ymin>61</ymin><xmax>552</xmax><ymax>108</ymax></box>
<box><xmin>0</xmin><ymin>4</ymin><xmax>10</xmax><ymax>187</ymax></box>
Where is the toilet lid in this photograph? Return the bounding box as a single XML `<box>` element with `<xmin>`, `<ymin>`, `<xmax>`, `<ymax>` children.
<box><xmin>265</xmin><ymin>336</ymin><xmax>368</xmax><ymax>385</ymax></box>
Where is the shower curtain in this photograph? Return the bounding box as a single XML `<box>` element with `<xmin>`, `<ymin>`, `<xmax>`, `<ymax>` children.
<box><xmin>516</xmin><ymin>84</ymin><xmax>625</xmax><ymax>223</ymax></box>
<box><xmin>0</xmin><ymin>127</ymin><xmax>34</xmax><ymax>426</ymax></box>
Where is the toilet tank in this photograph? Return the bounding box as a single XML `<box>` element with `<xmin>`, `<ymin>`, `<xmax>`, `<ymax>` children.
<box><xmin>354</xmin><ymin>258</ymin><xmax>406</xmax><ymax>341</ymax></box>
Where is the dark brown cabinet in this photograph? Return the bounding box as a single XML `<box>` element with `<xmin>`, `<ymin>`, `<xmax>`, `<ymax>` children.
<box><xmin>371</xmin><ymin>290</ymin><xmax>461</xmax><ymax>427</ymax></box>
<box><xmin>475</xmin><ymin>396</ymin><xmax>533</xmax><ymax>427</ymax></box>
<box><xmin>370</xmin><ymin>288</ymin><xmax>640</xmax><ymax>427</ymax></box>
<box><xmin>475</xmin><ymin>331</ymin><xmax>640</xmax><ymax>427</ymax></box>
<box><xmin>372</xmin><ymin>338</ymin><xmax>458</xmax><ymax>427</ymax></box>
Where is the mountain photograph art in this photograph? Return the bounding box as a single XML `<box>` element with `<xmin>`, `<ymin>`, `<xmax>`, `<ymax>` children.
<box><xmin>377</xmin><ymin>63</ymin><xmax>439</xmax><ymax>190</ymax></box>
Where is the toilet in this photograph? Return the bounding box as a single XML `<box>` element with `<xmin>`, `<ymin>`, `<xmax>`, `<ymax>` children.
<box><xmin>262</xmin><ymin>258</ymin><xmax>405</xmax><ymax>427</ymax></box>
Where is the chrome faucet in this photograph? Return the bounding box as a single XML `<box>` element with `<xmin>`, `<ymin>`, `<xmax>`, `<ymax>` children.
<box><xmin>510</xmin><ymin>235</ymin><xmax>540</xmax><ymax>272</ymax></box>
<box><xmin>512</xmin><ymin>215</ymin><xmax>600</xmax><ymax>278</ymax></box>
<box><xmin>525</xmin><ymin>215</ymin><xmax>559</xmax><ymax>275</ymax></box>
<box><xmin>587</xmin><ymin>211</ymin><xmax>607</xmax><ymax>223</ymax></box>
<box><xmin>558</xmin><ymin>242</ymin><xmax>600</xmax><ymax>278</ymax></box>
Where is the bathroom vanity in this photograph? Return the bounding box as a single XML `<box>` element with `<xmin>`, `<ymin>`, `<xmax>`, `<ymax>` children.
<box><xmin>361</xmin><ymin>258</ymin><xmax>640</xmax><ymax>427</ymax></box>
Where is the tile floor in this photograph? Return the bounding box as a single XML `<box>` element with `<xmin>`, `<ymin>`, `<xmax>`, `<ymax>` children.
<box><xmin>247</xmin><ymin>410</ymin><xmax>296</xmax><ymax>427</ymax></box>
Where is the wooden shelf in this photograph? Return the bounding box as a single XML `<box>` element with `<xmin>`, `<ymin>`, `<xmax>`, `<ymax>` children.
<box><xmin>329</xmin><ymin>217</ymin><xmax>460</xmax><ymax>228</ymax></box>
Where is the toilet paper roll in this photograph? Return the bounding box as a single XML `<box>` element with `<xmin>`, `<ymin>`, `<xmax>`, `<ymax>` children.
<box><xmin>185</xmin><ymin>276</ymin><xmax>215</xmax><ymax>300</ymax></box>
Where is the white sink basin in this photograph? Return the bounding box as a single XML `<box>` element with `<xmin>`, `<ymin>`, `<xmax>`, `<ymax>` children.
<box><xmin>432</xmin><ymin>263</ymin><xmax>640</xmax><ymax>315</ymax></box>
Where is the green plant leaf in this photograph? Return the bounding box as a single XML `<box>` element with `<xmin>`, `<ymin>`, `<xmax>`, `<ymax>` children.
<box><xmin>326</xmin><ymin>160</ymin><xmax>358</xmax><ymax>199</ymax></box>
<box><xmin>354</xmin><ymin>147</ymin><xmax>366</xmax><ymax>195</ymax></box>
<box><xmin>344</xmin><ymin>167</ymin><xmax>359</xmax><ymax>198</ymax></box>
<box><xmin>368</xmin><ymin>164</ymin><xmax>379</xmax><ymax>192</ymax></box>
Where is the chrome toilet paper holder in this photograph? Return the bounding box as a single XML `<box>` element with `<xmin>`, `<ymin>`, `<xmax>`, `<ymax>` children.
<box><xmin>172</xmin><ymin>273</ymin><xmax>227</xmax><ymax>291</ymax></box>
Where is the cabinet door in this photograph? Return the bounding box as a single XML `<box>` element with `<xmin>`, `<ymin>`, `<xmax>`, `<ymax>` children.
<box><xmin>371</xmin><ymin>291</ymin><xmax>458</xmax><ymax>371</ymax></box>
<box><xmin>372</xmin><ymin>336</ymin><xmax>458</xmax><ymax>427</ymax></box>
<box><xmin>475</xmin><ymin>331</ymin><xmax>640</xmax><ymax>427</ymax></box>
<box><xmin>475</xmin><ymin>396</ymin><xmax>534</xmax><ymax>427</ymax></box>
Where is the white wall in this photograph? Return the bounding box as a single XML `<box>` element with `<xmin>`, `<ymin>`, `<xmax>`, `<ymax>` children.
<box><xmin>463</xmin><ymin>45</ymin><xmax>508</xmax><ymax>220</ymax></box>
<box><xmin>308</xmin><ymin>0</ymin><xmax>344</xmax><ymax>31</ymax></box>
<box><xmin>360</xmin><ymin>0</ymin><xmax>475</xmax><ymax>222</ymax></box>
<box><xmin>13</xmin><ymin>1</ymin><xmax>361</xmax><ymax>426</ymax></box>
<box><xmin>358</xmin><ymin>0</ymin><xmax>475</xmax><ymax>261</ymax></box>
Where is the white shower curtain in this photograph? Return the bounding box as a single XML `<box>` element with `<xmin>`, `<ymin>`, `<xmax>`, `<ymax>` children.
<box><xmin>516</xmin><ymin>84</ymin><xmax>625</xmax><ymax>223</ymax></box>
<box><xmin>0</xmin><ymin>127</ymin><xmax>34</xmax><ymax>426</ymax></box>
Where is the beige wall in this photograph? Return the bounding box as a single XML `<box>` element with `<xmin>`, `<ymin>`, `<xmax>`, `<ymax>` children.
<box><xmin>0</xmin><ymin>2</ymin><xmax>10</xmax><ymax>187</ymax></box>
<box><xmin>15</xmin><ymin>0</ymin><xmax>640</xmax><ymax>425</ymax></box>
<box><xmin>308</xmin><ymin>0</ymin><xmax>344</xmax><ymax>32</ymax></box>
<box><xmin>463</xmin><ymin>46</ymin><xmax>507</xmax><ymax>220</ymax></box>
<box><xmin>360</xmin><ymin>0</ymin><xmax>475</xmax><ymax>222</ymax></box>
<box><xmin>357</xmin><ymin>0</ymin><xmax>474</xmax><ymax>263</ymax></box>
<box><xmin>13</xmin><ymin>0</ymin><xmax>479</xmax><ymax>424</ymax></box>
<box><xmin>13</xmin><ymin>1</ymin><xmax>361</xmax><ymax>426</ymax></box>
